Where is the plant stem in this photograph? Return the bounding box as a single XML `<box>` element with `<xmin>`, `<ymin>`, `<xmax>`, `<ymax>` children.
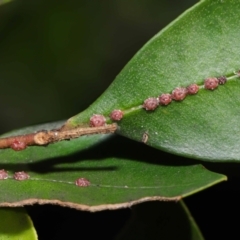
<box><xmin>0</xmin><ymin>123</ymin><xmax>117</xmax><ymax>149</ymax></box>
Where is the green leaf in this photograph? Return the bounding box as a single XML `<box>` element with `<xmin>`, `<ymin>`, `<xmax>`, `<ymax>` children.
<box><xmin>65</xmin><ymin>0</ymin><xmax>240</xmax><ymax>161</ymax></box>
<box><xmin>0</xmin><ymin>122</ymin><xmax>225</xmax><ymax>210</ymax></box>
<box><xmin>115</xmin><ymin>200</ymin><xmax>204</xmax><ymax>240</ymax></box>
<box><xmin>0</xmin><ymin>207</ymin><xmax>38</xmax><ymax>240</ymax></box>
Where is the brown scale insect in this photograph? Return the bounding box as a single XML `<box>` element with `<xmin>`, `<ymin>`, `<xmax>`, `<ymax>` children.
<box><xmin>0</xmin><ymin>169</ymin><xmax>8</xmax><ymax>180</ymax></box>
<box><xmin>158</xmin><ymin>93</ymin><xmax>172</xmax><ymax>105</ymax></box>
<box><xmin>143</xmin><ymin>97</ymin><xmax>159</xmax><ymax>111</ymax></box>
<box><xmin>187</xmin><ymin>84</ymin><xmax>199</xmax><ymax>95</ymax></box>
<box><xmin>204</xmin><ymin>77</ymin><xmax>218</xmax><ymax>90</ymax></box>
<box><xmin>13</xmin><ymin>171</ymin><xmax>30</xmax><ymax>181</ymax></box>
<box><xmin>142</xmin><ymin>132</ymin><xmax>149</xmax><ymax>144</ymax></box>
<box><xmin>89</xmin><ymin>114</ymin><xmax>106</xmax><ymax>127</ymax></box>
<box><xmin>110</xmin><ymin>109</ymin><xmax>123</xmax><ymax>121</ymax></box>
<box><xmin>171</xmin><ymin>87</ymin><xmax>188</xmax><ymax>101</ymax></box>
<box><xmin>217</xmin><ymin>76</ymin><xmax>227</xmax><ymax>85</ymax></box>
<box><xmin>75</xmin><ymin>178</ymin><xmax>90</xmax><ymax>187</ymax></box>
<box><xmin>10</xmin><ymin>140</ymin><xmax>27</xmax><ymax>151</ymax></box>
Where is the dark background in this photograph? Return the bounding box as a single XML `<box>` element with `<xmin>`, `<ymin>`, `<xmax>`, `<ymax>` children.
<box><xmin>0</xmin><ymin>0</ymin><xmax>197</xmax><ymax>133</ymax></box>
<box><xmin>0</xmin><ymin>0</ymin><xmax>239</xmax><ymax>239</ymax></box>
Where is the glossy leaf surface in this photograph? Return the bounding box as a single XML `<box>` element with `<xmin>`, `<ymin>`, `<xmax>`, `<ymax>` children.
<box><xmin>65</xmin><ymin>0</ymin><xmax>240</xmax><ymax>161</ymax></box>
<box><xmin>0</xmin><ymin>122</ymin><xmax>225</xmax><ymax>210</ymax></box>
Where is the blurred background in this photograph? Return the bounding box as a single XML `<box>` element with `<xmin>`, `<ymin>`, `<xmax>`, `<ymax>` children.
<box><xmin>2</xmin><ymin>0</ymin><xmax>239</xmax><ymax>239</ymax></box>
<box><xmin>0</xmin><ymin>0</ymin><xmax>197</xmax><ymax>133</ymax></box>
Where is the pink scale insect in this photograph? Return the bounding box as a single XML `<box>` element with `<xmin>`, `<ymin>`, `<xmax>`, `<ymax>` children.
<box><xmin>171</xmin><ymin>87</ymin><xmax>188</xmax><ymax>101</ymax></box>
<box><xmin>10</xmin><ymin>140</ymin><xmax>27</xmax><ymax>151</ymax></box>
<box><xmin>204</xmin><ymin>77</ymin><xmax>218</xmax><ymax>90</ymax></box>
<box><xmin>13</xmin><ymin>171</ymin><xmax>30</xmax><ymax>181</ymax></box>
<box><xmin>158</xmin><ymin>93</ymin><xmax>172</xmax><ymax>105</ymax></box>
<box><xmin>75</xmin><ymin>178</ymin><xmax>90</xmax><ymax>187</ymax></box>
<box><xmin>0</xmin><ymin>169</ymin><xmax>8</xmax><ymax>180</ymax></box>
<box><xmin>142</xmin><ymin>97</ymin><xmax>159</xmax><ymax>110</ymax></box>
<box><xmin>187</xmin><ymin>84</ymin><xmax>199</xmax><ymax>95</ymax></box>
<box><xmin>89</xmin><ymin>114</ymin><xmax>106</xmax><ymax>127</ymax></box>
<box><xmin>110</xmin><ymin>109</ymin><xmax>124</xmax><ymax>121</ymax></box>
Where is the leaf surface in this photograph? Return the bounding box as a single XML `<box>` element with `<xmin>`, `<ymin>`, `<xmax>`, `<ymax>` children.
<box><xmin>65</xmin><ymin>0</ymin><xmax>240</xmax><ymax>161</ymax></box>
<box><xmin>0</xmin><ymin>122</ymin><xmax>225</xmax><ymax>210</ymax></box>
<box><xmin>0</xmin><ymin>208</ymin><xmax>37</xmax><ymax>240</ymax></box>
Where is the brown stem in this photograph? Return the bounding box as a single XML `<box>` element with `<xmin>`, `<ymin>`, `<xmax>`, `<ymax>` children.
<box><xmin>0</xmin><ymin>123</ymin><xmax>117</xmax><ymax>149</ymax></box>
<box><xmin>34</xmin><ymin>124</ymin><xmax>117</xmax><ymax>145</ymax></box>
<box><xmin>0</xmin><ymin>133</ymin><xmax>36</xmax><ymax>149</ymax></box>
